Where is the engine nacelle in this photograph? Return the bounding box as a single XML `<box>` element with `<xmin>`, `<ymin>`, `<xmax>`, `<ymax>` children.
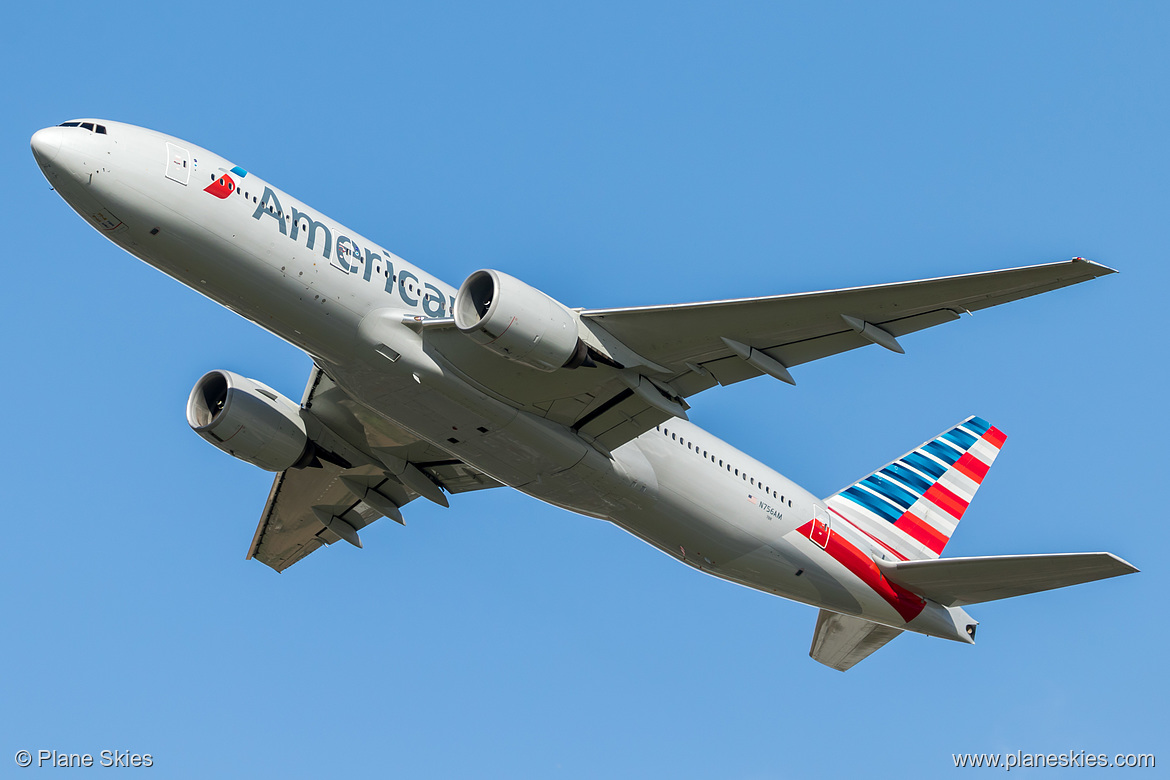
<box><xmin>453</xmin><ymin>269</ymin><xmax>587</xmax><ymax>371</ymax></box>
<box><xmin>186</xmin><ymin>370</ymin><xmax>310</xmax><ymax>472</ymax></box>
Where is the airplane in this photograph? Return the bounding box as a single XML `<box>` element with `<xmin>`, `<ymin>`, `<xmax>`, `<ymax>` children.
<box><xmin>30</xmin><ymin>118</ymin><xmax>1138</xmax><ymax>670</ymax></box>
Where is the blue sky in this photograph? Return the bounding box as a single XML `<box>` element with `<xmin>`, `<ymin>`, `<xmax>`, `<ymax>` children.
<box><xmin>3</xmin><ymin>2</ymin><xmax>1167</xmax><ymax>777</ymax></box>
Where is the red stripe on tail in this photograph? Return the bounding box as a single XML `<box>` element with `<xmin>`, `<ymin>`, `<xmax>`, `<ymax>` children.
<box><xmin>954</xmin><ymin>452</ymin><xmax>990</xmax><ymax>483</ymax></box>
<box><xmin>894</xmin><ymin>511</ymin><xmax>949</xmax><ymax>554</ymax></box>
<box><xmin>924</xmin><ymin>483</ymin><xmax>969</xmax><ymax>519</ymax></box>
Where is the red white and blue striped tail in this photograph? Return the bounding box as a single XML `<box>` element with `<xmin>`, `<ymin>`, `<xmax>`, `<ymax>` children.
<box><xmin>825</xmin><ymin>416</ymin><xmax>1006</xmax><ymax>561</ymax></box>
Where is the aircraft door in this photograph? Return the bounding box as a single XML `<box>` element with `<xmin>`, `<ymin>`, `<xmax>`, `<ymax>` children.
<box><xmin>811</xmin><ymin>505</ymin><xmax>831</xmax><ymax>549</ymax></box>
<box><xmin>165</xmin><ymin>142</ymin><xmax>191</xmax><ymax>185</ymax></box>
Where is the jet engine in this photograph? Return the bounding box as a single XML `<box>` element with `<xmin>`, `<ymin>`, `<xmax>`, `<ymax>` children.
<box><xmin>186</xmin><ymin>370</ymin><xmax>311</xmax><ymax>472</ymax></box>
<box><xmin>453</xmin><ymin>269</ymin><xmax>590</xmax><ymax>371</ymax></box>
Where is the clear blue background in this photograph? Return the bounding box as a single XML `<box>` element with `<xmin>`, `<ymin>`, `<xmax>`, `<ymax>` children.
<box><xmin>3</xmin><ymin>2</ymin><xmax>1166</xmax><ymax>777</ymax></box>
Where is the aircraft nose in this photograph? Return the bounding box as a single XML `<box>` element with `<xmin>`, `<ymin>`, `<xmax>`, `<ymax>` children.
<box><xmin>30</xmin><ymin>126</ymin><xmax>64</xmax><ymax>165</ymax></box>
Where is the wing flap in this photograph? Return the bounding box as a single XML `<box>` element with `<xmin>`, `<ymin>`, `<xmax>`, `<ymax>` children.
<box><xmin>809</xmin><ymin>609</ymin><xmax>904</xmax><ymax>671</ymax></box>
<box><xmin>248</xmin><ymin>463</ymin><xmax>384</xmax><ymax>572</ymax></box>
<box><xmin>876</xmin><ymin>552</ymin><xmax>1139</xmax><ymax>606</ymax></box>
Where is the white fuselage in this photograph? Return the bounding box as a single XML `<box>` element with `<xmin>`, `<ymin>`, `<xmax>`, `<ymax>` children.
<box><xmin>31</xmin><ymin>120</ymin><xmax>971</xmax><ymax>642</ymax></box>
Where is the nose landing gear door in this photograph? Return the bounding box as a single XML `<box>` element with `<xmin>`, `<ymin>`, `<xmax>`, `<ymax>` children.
<box><xmin>165</xmin><ymin>142</ymin><xmax>191</xmax><ymax>185</ymax></box>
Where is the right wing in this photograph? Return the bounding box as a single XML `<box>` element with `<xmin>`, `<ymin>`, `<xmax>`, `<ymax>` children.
<box><xmin>581</xmin><ymin>257</ymin><xmax>1114</xmax><ymax>389</ymax></box>
<box><xmin>247</xmin><ymin>368</ymin><xmax>501</xmax><ymax>572</ymax></box>
<box><xmin>424</xmin><ymin>258</ymin><xmax>1113</xmax><ymax>453</ymax></box>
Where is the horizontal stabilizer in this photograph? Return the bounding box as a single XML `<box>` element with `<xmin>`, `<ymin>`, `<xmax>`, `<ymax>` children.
<box><xmin>876</xmin><ymin>553</ymin><xmax>1138</xmax><ymax>606</ymax></box>
<box><xmin>809</xmin><ymin>609</ymin><xmax>904</xmax><ymax>671</ymax></box>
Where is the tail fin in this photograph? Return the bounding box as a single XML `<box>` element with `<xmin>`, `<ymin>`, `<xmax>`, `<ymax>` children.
<box><xmin>825</xmin><ymin>416</ymin><xmax>1006</xmax><ymax>561</ymax></box>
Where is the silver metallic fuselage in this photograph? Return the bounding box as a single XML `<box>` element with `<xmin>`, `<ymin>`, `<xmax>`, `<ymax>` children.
<box><xmin>31</xmin><ymin>120</ymin><xmax>971</xmax><ymax>642</ymax></box>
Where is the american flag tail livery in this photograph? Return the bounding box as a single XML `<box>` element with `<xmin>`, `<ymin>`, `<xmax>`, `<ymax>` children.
<box><xmin>808</xmin><ymin>415</ymin><xmax>1137</xmax><ymax>670</ymax></box>
<box><xmin>825</xmin><ymin>415</ymin><xmax>1005</xmax><ymax>562</ymax></box>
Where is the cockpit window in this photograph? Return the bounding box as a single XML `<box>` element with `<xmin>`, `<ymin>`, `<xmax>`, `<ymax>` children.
<box><xmin>57</xmin><ymin>121</ymin><xmax>107</xmax><ymax>134</ymax></box>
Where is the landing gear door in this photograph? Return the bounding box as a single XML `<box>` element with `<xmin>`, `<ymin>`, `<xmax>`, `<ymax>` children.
<box><xmin>811</xmin><ymin>505</ymin><xmax>831</xmax><ymax>549</ymax></box>
<box><xmin>165</xmin><ymin>142</ymin><xmax>191</xmax><ymax>185</ymax></box>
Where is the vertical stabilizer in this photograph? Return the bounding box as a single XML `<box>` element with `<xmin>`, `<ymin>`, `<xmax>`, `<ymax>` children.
<box><xmin>825</xmin><ymin>416</ymin><xmax>1005</xmax><ymax>560</ymax></box>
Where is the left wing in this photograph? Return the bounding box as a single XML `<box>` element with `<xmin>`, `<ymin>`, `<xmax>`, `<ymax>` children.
<box><xmin>248</xmin><ymin>369</ymin><xmax>501</xmax><ymax>572</ymax></box>
<box><xmin>425</xmin><ymin>258</ymin><xmax>1113</xmax><ymax>452</ymax></box>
